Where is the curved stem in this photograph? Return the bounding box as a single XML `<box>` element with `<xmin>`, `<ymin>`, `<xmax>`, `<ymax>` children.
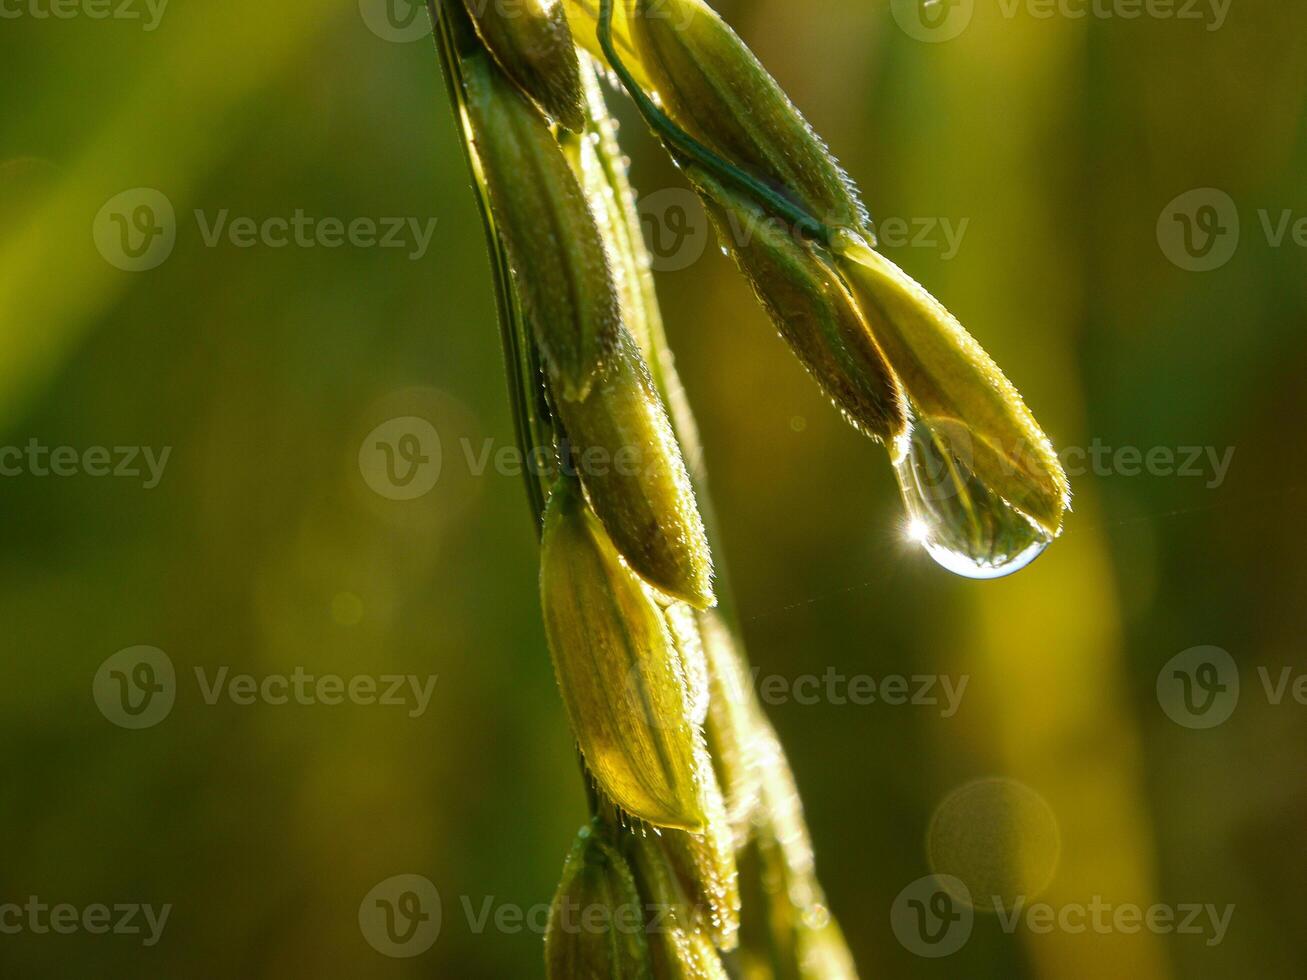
<box><xmin>596</xmin><ymin>0</ymin><xmax>831</xmax><ymax>244</ymax></box>
<box><xmin>430</xmin><ymin>0</ymin><xmax>551</xmax><ymax>532</ymax></box>
<box><xmin>431</xmin><ymin>0</ymin><xmax>606</xmax><ymax>835</ymax></box>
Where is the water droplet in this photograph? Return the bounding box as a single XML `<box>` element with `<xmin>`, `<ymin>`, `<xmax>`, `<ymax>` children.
<box><xmin>893</xmin><ymin>416</ymin><xmax>1051</xmax><ymax>579</ymax></box>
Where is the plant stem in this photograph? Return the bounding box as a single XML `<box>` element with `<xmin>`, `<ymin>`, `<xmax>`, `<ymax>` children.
<box><xmin>595</xmin><ymin>0</ymin><xmax>831</xmax><ymax>245</ymax></box>
<box><xmin>430</xmin><ymin>0</ymin><xmax>604</xmax><ymax>832</ymax></box>
<box><xmin>429</xmin><ymin>0</ymin><xmax>551</xmax><ymax>534</ymax></box>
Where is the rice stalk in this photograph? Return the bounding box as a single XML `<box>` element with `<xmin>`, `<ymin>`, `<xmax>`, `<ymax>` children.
<box><xmin>583</xmin><ymin>0</ymin><xmax>1071</xmax><ymax>573</ymax></box>
<box><xmin>430</xmin><ymin>0</ymin><xmax>1071</xmax><ymax>974</ymax></box>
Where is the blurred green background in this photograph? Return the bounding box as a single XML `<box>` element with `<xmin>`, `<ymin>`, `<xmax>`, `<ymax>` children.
<box><xmin>1</xmin><ymin>0</ymin><xmax>1304</xmax><ymax>976</ymax></box>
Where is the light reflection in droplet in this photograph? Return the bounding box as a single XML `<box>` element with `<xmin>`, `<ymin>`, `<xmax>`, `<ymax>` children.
<box><xmin>894</xmin><ymin>416</ymin><xmax>1052</xmax><ymax>580</ymax></box>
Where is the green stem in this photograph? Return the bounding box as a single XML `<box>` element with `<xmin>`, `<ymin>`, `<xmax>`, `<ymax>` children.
<box><xmin>595</xmin><ymin>0</ymin><xmax>831</xmax><ymax>244</ymax></box>
<box><xmin>430</xmin><ymin>0</ymin><xmax>602</xmax><ymax>828</ymax></box>
<box><xmin>429</xmin><ymin>0</ymin><xmax>551</xmax><ymax>533</ymax></box>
